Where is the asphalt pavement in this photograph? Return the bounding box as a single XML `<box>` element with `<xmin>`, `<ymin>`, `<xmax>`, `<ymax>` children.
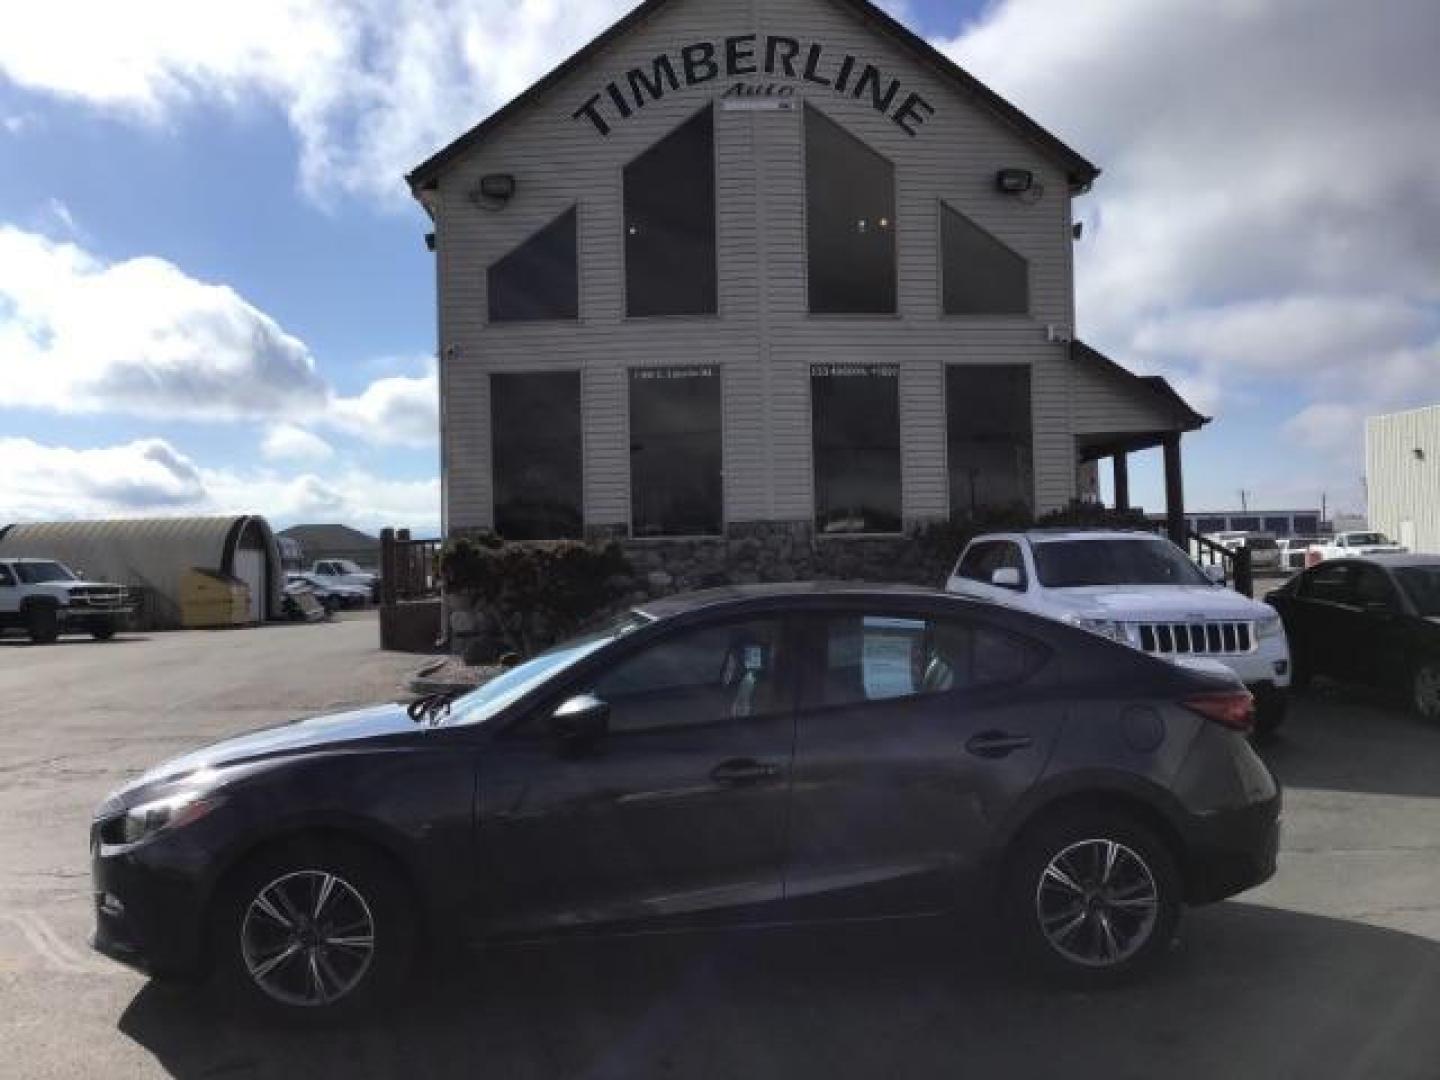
<box><xmin>2</xmin><ymin>614</ymin><xmax>1439</xmax><ymax>1079</ymax></box>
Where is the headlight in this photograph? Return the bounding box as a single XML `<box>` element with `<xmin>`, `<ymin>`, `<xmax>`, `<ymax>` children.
<box><xmin>1069</xmin><ymin>616</ymin><xmax>1134</xmax><ymax>647</ymax></box>
<box><xmin>1258</xmin><ymin>615</ymin><xmax>1285</xmax><ymax>640</ymax></box>
<box><xmin>117</xmin><ymin>790</ymin><xmax>223</xmax><ymax>845</ymax></box>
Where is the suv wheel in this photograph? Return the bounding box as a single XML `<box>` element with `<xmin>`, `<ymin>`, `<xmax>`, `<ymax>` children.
<box><xmin>1005</xmin><ymin>811</ymin><xmax>1181</xmax><ymax>984</ymax></box>
<box><xmin>26</xmin><ymin>605</ymin><xmax>60</xmax><ymax>645</ymax></box>
<box><xmin>214</xmin><ymin>840</ymin><xmax>415</xmax><ymax>1019</ymax></box>
<box><xmin>1413</xmin><ymin>662</ymin><xmax>1440</xmax><ymax>723</ymax></box>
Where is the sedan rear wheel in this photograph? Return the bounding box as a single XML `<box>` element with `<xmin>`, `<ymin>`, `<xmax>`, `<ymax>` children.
<box><xmin>1005</xmin><ymin>811</ymin><xmax>1181</xmax><ymax>984</ymax></box>
<box><xmin>1414</xmin><ymin>662</ymin><xmax>1440</xmax><ymax>723</ymax></box>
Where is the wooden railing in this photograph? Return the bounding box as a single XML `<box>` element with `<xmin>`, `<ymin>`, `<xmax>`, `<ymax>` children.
<box><xmin>380</xmin><ymin>529</ymin><xmax>443</xmax><ymax>605</ymax></box>
<box><xmin>1189</xmin><ymin>531</ymin><xmax>1254</xmax><ymax>598</ymax></box>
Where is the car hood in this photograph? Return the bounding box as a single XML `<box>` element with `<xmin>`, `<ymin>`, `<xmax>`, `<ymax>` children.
<box><xmin>46</xmin><ymin>580</ymin><xmax>125</xmax><ymax>593</ymax></box>
<box><xmin>1041</xmin><ymin>585</ymin><xmax>1271</xmax><ymax>621</ymax></box>
<box><xmin>122</xmin><ymin>703</ymin><xmax>416</xmax><ymax>794</ymax></box>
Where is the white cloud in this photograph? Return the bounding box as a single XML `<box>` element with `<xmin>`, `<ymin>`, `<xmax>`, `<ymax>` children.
<box><xmin>326</xmin><ymin>361</ymin><xmax>439</xmax><ymax>447</ymax></box>
<box><xmin>261</xmin><ymin>423</ymin><xmax>335</xmax><ymax>463</ymax></box>
<box><xmin>938</xmin><ymin>0</ymin><xmax>1440</xmax><ymax>504</ymax></box>
<box><xmin>0</xmin><ymin>226</ymin><xmax>328</xmax><ymax>419</ymax></box>
<box><xmin>0</xmin><ymin>0</ymin><xmax>635</xmax><ymax>206</ymax></box>
<box><xmin>0</xmin><ymin>436</ymin><xmax>440</xmax><ymax>533</ymax></box>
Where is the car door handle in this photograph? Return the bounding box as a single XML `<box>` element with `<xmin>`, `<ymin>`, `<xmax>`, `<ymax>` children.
<box><xmin>710</xmin><ymin>759</ymin><xmax>783</xmax><ymax>786</ymax></box>
<box><xmin>966</xmin><ymin>731</ymin><xmax>1034</xmax><ymax>759</ymax></box>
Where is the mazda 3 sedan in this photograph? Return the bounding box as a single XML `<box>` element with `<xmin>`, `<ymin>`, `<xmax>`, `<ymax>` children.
<box><xmin>92</xmin><ymin>585</ymin><xmax>1280</xmax><ymax>1017</ymax></box>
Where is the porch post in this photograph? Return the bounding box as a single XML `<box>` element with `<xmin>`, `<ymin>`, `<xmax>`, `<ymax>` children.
<box><xmin>1113</xmin><ymin>453</ymin><xmax>1131</xmax><ymax>512</ymax></box>
<box><xmin>1163</xmin><ymin>434</ymin><xmax>1187</xmax><ymax>547</ymax></box>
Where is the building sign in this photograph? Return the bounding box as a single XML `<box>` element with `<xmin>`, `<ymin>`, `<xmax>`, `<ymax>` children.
<box><xmin>811</xmin><ymin>363</ymin><xmax>899</xmax><ymax>378</ymax></box>
<box><xmin>574</xmin><ymin>35</ymin><xmax>935</xmax><ymax>138</ymax></box>
<box><xmin>632</xmin><ymin>365</ymin><xmax>718</xmax><ymax>381</ymax></box>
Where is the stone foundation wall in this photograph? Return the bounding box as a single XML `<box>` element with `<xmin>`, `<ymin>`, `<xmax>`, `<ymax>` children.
<box><xmin>445</xmin><ymin>520</ymin><xmax>956</xmax><ymax>661</ymax></box>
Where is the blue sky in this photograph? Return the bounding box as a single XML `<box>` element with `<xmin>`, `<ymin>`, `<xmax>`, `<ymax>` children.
<box><xmin>2</xmin><ymin>0</ymin><xmax>1436</xmax><ymax>533</ymax></box>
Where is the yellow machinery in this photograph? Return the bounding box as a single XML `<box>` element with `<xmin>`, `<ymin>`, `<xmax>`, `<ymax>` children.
<box><xmin>179</xmin><ymin>569</ymin><xmax>252</xmax><ymax>628</ymax></box>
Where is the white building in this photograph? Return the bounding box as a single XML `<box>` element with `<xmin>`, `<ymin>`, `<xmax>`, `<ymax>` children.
<box><xmin>1367</xmin><ymin>404</ymin><xmax>1440</xmax><ymax>554</ymax></box>
<box><xmin>407</xmin><ymin>0</ymin><xmax>1206</xmax><ymax>578</ymax></box>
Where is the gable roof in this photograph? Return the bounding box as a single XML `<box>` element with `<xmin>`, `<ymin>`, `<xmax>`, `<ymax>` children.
<box><xmin>1072</xmin><ymin>340</ymin><xmax>1209</xmax><ymax>432</ymax></box>
<box><xmin>406</xmin><ymin>0</ymin><xmax>1100</xmax><ymax>197</ymax></box>
<box><xmin>278</xmin><ymin>523</ymin><xmax>381</xmax><ymax>553</ymax></box>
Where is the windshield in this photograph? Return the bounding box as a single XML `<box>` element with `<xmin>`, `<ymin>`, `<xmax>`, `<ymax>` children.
<box><xmin>1033</xmin><ymin>538</ymin><xmax>1211</xmax><ymax>588</ymax></box>
<box><xmin>1347</xmin><ymin>533</ymin><xmax>1389</xmax><ymax>546</ymax></box>
<box><xmin>1396</xmin><ymin>567</ymin><xmax>1440</xmax><ymax>617</ymax></box>
<box><xmin>14</xmin><ymin>561</ymin><xmax>77</xmax><ymax>584</ymax></box>
<box><xmin>446</xmin><ymin>611</ymin><xmax>652</xmax><ymax>726</ymax></box>
<box><xmin>335</xmin><ymin>561</ymin><xmax>365</xmax><ymax>574</ymax></box>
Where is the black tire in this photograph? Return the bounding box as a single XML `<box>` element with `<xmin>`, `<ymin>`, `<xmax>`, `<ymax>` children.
<box><xmin>1003</xmin><ymin>810</ymin><xmax>1182</xmax><ymax>986</ymax></box>
<box><xmin>1412</xmin><ymin>660</ymin><xmax>1440</xmax><ymax>724</ymax></box>
<box><xmin>211</xmin><ymin>838</ymin><xmax>416</xmax><ymax>1022</ymax></box>
<box><xmin>91</xmin><ymin>622</ymin><xmax>117</xmax><ymax>642</ymax></box>
<box><xmin>1252</xmin><ymin>693</ymin><xmax>1288</xmax><ymax>742</ymax></box>
<box><xmin>26</xmin><ymin>605</ymin><xmax>60</xmax><ymax>645</ymax></box>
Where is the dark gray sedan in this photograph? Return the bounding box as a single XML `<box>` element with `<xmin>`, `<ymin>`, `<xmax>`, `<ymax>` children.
<box><xmin>92</xmin><ymin>584</ymin><xmax>1279</xmax><ymax>1018</ymax></box>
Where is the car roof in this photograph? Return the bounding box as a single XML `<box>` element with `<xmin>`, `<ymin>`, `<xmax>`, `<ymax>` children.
<box><xmin>635</xmin><ymin>582</ymin><xmax>961</xmax><ymax>619</ymax></box>
<box><xmin>1025</xmin><ymin>530</ymin><xmax>1161</xmax><ymax>543</ymax></box>
<box><xmin>1352</xmin><ymin>554</ymin><xmax>1440</xmax><ymax>568</ymax></box>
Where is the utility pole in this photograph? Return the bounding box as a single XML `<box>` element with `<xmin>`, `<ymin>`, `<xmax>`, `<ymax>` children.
<box><xmin>1238</xmin><ymin>489</ymin><xmax>1250</xmax><ymax>512</ymax></box>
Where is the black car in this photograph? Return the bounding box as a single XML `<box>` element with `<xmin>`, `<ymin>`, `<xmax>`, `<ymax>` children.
<box><xmin>1266</xmin><ymin>555</ymin><xmax>1440</xmax><ymax>720</ymax></box>
<box><xmin>92</xmin><ymin>585</ymin><xmax>1280</xmax><ymax>1017</ymax></box>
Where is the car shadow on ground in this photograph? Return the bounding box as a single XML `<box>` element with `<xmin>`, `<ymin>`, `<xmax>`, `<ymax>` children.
<box><xmin>1260</xmin><ymin>683</ymin><xmax>1440</xmax><ymax>799</ymax></box>
<box><xmin>0</xmin><ymin>636</ymin><xmax>151</xmax><ymax>648</ymax></box>
<box><xmin>118</xmin><ymin>903</ymin><xmax>1440</xmax><ymax>1080</ymax></box>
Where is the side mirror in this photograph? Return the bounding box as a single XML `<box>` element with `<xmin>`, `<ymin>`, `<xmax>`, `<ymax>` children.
<box><xmin>548</xmin><ymin>694</ymin><xmax>609</xmax><ymax>752</ymax></box>
<box><xmin>991</xmin><ymin>567</ymin><xmax>1023</xmax><ymax>590</ymax></box>
<box><xmin>1202</xmin><ymin>564</ymin><xmax>1227</xmax><ymax>585</ymax></box>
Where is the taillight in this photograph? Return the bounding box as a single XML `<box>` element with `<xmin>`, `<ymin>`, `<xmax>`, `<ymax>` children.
<box><xmin>1183</xmin><ymin>691</ymin><xmax>1256</xmax><ymax>734</ymax></box>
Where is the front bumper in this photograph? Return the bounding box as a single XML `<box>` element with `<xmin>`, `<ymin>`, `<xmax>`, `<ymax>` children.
<box><xmin>90</xmin><ymin>831</ymin><xmax>208</xmax><ymax>979</ymax></box>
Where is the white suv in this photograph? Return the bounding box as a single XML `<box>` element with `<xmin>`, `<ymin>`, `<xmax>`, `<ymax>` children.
<box><xmin>946</xmin><ymin>531</ymin><xmax>1292</xmax><ymax>735</ymax></box>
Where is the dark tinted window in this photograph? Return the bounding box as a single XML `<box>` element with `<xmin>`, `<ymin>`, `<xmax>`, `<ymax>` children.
<box><xmin>1293</xmin><ymin>516</ymin><xmax>1320</xmax><ymax>534</ymax></box>
<box><xmin>947</xmin><ymin>365</ymin><xmax>1033</xmax><ymax>516</ymax></box>
<box><xmin>941</xmin><ymin>203</ymin><xmax>1028</xmax><ymax>315</ymax></box>
<box><xmin>1302</xmin><ymin>564</ymin><xmax>1355</xmax><ymax>603</ymax></box>
<box><xmin>1033</xmin><ymin>538</ymin><xmax>1209</xmax><ymax>588</ymax></box>
<box><xmin>1195</xmin><ymin>517</ymin><xmax>1227</xmax><ymax>535</ymax></box>
<box><xmin>594</xmin><ymin>619</ymin><xmax>785</xmax><ymax>732</ymax></box>
<box><xmin>811</xmin><ymin>364</ymin><xmax>901</xmax><ymax>534</ymax></box>
<box><xmin>1231</xmin><ymin>517</ymin><xmax>1261</xmax><ymax>532</ymax></box>
<box><xmin>630</xmin><ymin>367</ymin><xmax>722</xmax><ymax>537</ymax></box>
<box><xmin>491</xmin><ymin>373</ymin><xmax>583</xmax><ymax>540</ymax></box>
<box><xmin>805</xmin><ymin>106</ymin><xmax>896</xmax><ymax>314</ymax></box>
<box><xmin>1263</xmin><ymin>517</ymin><xmax>1291</xmax><ymax>535</ymax></box>
<box><xmin>0</xmin><ymin>565</ymin><xmax>14</xmax><ymax>587</ymax></box>
<box><xmin>813</xmin><ymin>612</ymin><xmax>1041</xmax><ymax>707</ymax></box>
<box><xmin>958</xmin><ymin>541</ymin><xmax>1026</xmax><ymax>586</ymax></box>
<box><xmin>487</xmin><ymin>207</ymin><xmax>579</xmax><ymax>322</ymax></box>
<box><xmin>624</xmin><ymin>106</ymin><xmax>717</xmax><ymax>317</ymax></box>
<box><xmin>1352</xmin><ymin>565</ymin><xmax>1400</xmax><ymax>608</ymax></box>
<box><xmin>1396</xmin><ymin>566</ymin><xmax>1440</xmax><ymax>616</ymax></box>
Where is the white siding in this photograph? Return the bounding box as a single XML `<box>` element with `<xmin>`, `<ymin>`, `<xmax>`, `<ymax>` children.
<box><xmin>1367</xmin><ymin>405</ymin><xmax>1440</xmax><ymax>555</ymax></box>
<box><xmin>432</xmin><ymin>0</ymin><xmax>1092</xmax><ymax>531</ymax></box>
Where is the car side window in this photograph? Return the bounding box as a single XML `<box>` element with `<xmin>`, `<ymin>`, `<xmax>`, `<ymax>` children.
<box><xmin>1352</xmin><ymin>566</ymin><xmax>1399</xmax><ymax>610</ymax></box>
<box><xmin>592</xmin><ymin>618</ymin><xmax>786</xmax><ymax>734</ymax></box>
<box><xmin>995</xmin><ymin>542</ymin><xmax>1028</xmax><ymax>588</ymax></box>
<box><xmin>0</xmin><ymin>565</ymin><xmax>14</xmax><ymax>588</ymax></box>
<box><xmin>958</xmin><ymin>543</ymin><xmax>996</xmax><ymax>582</ymax></box>
<box><xmin>1304</xmin><ymin>564</ymin><xmax>1355</xmax><ymax>604</ymax></box>
<box><xmin>811</xmin><ymin>612</ymin><xmax>1044</xmax><ymax>709</ymax></box>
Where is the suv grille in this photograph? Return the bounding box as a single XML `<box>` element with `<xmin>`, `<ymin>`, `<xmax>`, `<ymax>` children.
<box><xmin>68</xmin><ymin>587</ymin><xmax>130</xmax><ymax>609</ymax></box>
<box><xmin>1137</xmin><ymin>621</ymin><xmax>1255</xmax><ymax>656</ymax></box>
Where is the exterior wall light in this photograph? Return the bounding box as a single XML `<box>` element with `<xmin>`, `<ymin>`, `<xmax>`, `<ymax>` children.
<box><xmin>470</xmin><ymin>174</ymin><xmax>517</xmax><ymax>210</ymax></box>
<box><xmin>996</xmin><ymin>168</ymin><xmax>1035</xmax><ymax>194</ymax></box>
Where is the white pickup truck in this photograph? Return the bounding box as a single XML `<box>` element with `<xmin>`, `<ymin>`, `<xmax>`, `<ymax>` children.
<box><xmin>0</xmin><ymin>558</ymin><xmax>133</xmax><ymax>644</ymax></box>
<box><xmin>1310</xmin><ymin>531</ymin><xmax>1408</xmax><ymax>561</ymax></box>
<box><xmin>946</xmin><ymin>530</ymin><xmax>1292</xmax><ymax>735</ymax></box>
<box><xmin>310</xmin><ymin>559</ymin><xmax>379</xmax><ymax>603</ymax></box>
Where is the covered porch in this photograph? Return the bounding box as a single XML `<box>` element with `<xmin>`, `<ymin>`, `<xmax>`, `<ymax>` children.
<box><xmin>1069</xmin><ymin>341</ymin><xmax>1210</xmax><ymax>547</ymax></box>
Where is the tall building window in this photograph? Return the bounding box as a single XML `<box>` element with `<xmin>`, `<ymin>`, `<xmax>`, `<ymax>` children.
<box><xmin>491</xmin><ymin>373</ymin><xmax>583</xmax><ymax>540</ymax></box>
<box><xmin>946</xmin><ymin>365</ymin><xmax>1033</xmax><ymax>518</ymax></box>
<box><xmin>630</xmin><ymin>367</ymin><xmax>722</xmax><ymax>537</ymax></box>
<box><xmin>805</xmin><ymin>105</ymin><xmax>896</xmax><ymax>314</ymax></box>
<box><xmin>624</xmin><ymin>105</ymin><xmax>717</xmax><ymax>317</ymax></box>
<box><xmin>487</xmin><ymin>207</ymin><xmax>579</xmax><ymax>322</ymax></box>
<box><xmin>812</xmin><ymin>364</ymin><xmax>902</xmax><ymax>534</ymax></box>
<box><xmin>941</xmin><ymin>203</ymin><xmax>1028</xmax><ymax>315</ymax></box>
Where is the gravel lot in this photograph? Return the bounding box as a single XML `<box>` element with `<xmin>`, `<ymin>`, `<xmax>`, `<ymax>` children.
<box><xmin>2</xmin><ymin>613</ymin><xmax>1439</xmax><ymax>1079</ymax></box>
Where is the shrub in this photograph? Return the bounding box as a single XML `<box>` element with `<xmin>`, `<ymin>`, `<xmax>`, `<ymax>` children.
<box><xmin>439</xmin><ymin>536</ymin><xmax>631</xmax><ymax>655</ymax></box>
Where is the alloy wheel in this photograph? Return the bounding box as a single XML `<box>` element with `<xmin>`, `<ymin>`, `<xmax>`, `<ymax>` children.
<box><xmin>1034</xmin><ymin>838</ymin><xmax>1160</xmax><ymax>968</ymax></box>
<box><xmin>1415</xmin><ymin>664</ymin><xmax>1440</xmax><ymax>721</ymax></box>
<box><xmin>240</xmin><ymin>870</ymin><xmax>376</xmax><ymax>1008</ymax></box>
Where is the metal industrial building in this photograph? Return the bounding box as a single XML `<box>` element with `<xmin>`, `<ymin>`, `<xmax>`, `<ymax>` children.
<box><xmin>0</xmin><ymin>516</ymin><xmax>283</xmax><ymax>629</ymax></box>
<box><xmin>408</xmin><ymin>0</ymin><xmax>1206</xmax><ymax>572</ymax></box>
<box><xmin>1368</xmin><ymin>404</ymin><xmax>1440</xmax><ymax>555</ymax></box>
